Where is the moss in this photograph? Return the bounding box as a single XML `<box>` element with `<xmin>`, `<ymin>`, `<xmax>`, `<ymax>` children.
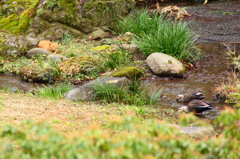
<box><xmin>0</xmin><ymin>14</ymin><xmax>19</xmax><ymax>32</ymax></box>
<box><xmin>112</xmin><ymin>67</ymin><xmax>144</xmax><ymax>79</ymax></box>
<box><xmin>92</xmin><ymin>45</ymin><xmax>111</xmax><ymax>52</ymax></box>
<box><xmin>17</xmin><ymin>1</ymin><xmax>39</xmax><ymax>33</ymax></box>
<box><xmin>19</xmin><ymin>65</ymin><xmax>56</xmax><ymax>83</ymax></box>
<box><xmin>180</xmin><ymin>65</ymin><xmax>186</xmax><ymax>75</ymax></box>
<box><xmin>0</xmin><ymin>0</ymin><xmax>39</xmax><ymax>33</ymax></box>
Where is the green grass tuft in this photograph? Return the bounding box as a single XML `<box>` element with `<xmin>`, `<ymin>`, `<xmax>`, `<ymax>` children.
<box><xmin>91</xmin><ymin>79</ymin><xmax>163</xmax><ymax>106</ymax></box>
<box><xmin>115</xmin><ymin>8</ymin><xmax>200</xmax><ymax>61</ymax></box>
<box><xmin>35</xmin><ymin>82</ymin><xmax>72</xmax><ymax>99</ymax></box>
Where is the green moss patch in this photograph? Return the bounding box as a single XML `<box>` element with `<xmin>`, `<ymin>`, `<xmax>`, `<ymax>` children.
<box><xmin>112</xmin><ymin>66</ymin><xmax>144</xmax><ymax>79</ymax></box>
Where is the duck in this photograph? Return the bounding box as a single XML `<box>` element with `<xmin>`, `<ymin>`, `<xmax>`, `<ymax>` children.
<box><xmin>176</xmin><ymin>92</ymin><xmax>205</xmax><ymax>103</ymax></box>
<box><xmin>177</xmin><ymin>100</ymin><xmax>218</xmax><ymax>115</ymax></box>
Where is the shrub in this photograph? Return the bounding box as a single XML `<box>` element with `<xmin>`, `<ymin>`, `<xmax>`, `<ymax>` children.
<box><xmin>0</xmin><ymin>108</ymin><xmax>239</xmax><ymax>159</ymax></box>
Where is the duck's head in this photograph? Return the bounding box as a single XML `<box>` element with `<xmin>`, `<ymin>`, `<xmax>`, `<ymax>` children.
<box><xmin>176</xmin><ymin>94</ymin><xmax>184</xmax><ymax>102</ymax></box>
<box><xmin>194</xmin><ymin>93</ymin><xmax>205</xmax><ymax>99</ymax></box>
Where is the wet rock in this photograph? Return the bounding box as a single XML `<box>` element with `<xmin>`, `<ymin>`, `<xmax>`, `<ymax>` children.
<box><xmin>177</xmin><ymin>125</ymin><xmax>216</xmax><ymax>139</ymax></box>
<box><xmin>90</xmin><ymin>29</ymin><xmax>109</xmax><ymax>40</ymax></box>
<box><xmin>47</xmin><ymin>54</ymin><xmax>68</xmax><ymax>62</ymax></box>
<box><xmin>26</xmin><ymin>48</ymin><xmax>51</xmax><ymax>58</ymax></box>
<box><xmin>64</xmin><ymin>77</ymin><xmax>131</xmax><ymax>101</ymax></box>
<box><xmin>146</xmin><ymin>53</ymin><xmax>185</xmax><ymax>77</ymax></box>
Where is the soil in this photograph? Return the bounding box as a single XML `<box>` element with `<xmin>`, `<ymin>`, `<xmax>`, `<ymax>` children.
<box><xmin>183</xmin><ymin>0</ymin><xmax>240</xmax><ymax>42</ymax></box>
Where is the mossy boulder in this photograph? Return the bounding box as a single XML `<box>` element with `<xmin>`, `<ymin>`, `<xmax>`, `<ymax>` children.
<box><xmin>111</xmin><ymin>67</ymin><xmax>144</xmax><ymax>79</ymax></box>
<box><xmin>26</xmin><ymin>0</ymin><xmax>133</xmax><ymax>40</ymax></box>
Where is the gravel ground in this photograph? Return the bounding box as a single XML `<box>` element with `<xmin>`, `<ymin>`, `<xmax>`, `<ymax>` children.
<box><xmin>183</xmin><ymin>0</ymin><xmax>240</xmax><ymax>42</ymax></box>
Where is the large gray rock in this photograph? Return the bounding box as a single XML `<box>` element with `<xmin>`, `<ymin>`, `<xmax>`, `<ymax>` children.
<box><xmin>64</xmin><ymin>77</ymin><xmax>131</xmax><ymax>101</ymax></box>
<box><xmin>26</xmin><ymin>48</ymin><xmax>51</xmax><ymax>58</ymax></box>
<box><xmin>146</xmin><ymin>53</ymin><xmax>186</xmax><ymax>77</ymax></box>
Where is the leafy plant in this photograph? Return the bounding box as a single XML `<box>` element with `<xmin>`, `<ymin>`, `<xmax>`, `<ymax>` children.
<box><xmin>61</xmin><ymin>32</ymin><xmax>72</xmax><ymax>44</ymax></box>
<box><xmin>44</xmin><ymin>0</ymin><xmax>61</xmax><ymax>11</ymax></box>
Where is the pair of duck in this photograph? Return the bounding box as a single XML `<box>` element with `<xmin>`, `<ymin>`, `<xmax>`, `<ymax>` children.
<box><xmin>176</xmin><ymin>92</ymin><xmax>218</xmax><ymax>115</ymax></box>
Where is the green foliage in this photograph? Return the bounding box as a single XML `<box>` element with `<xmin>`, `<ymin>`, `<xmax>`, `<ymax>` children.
<box><xmin>0</xmin><ymin>57</ymin><xmax>32</xmax><ymax>74</ymax></box>
<box><xmin>115</xmin><ymin>9</ymin><xmax>200</xmax><ymax>61</ymax></box>
<box><xmin>44</xmin><ymin>0</ymin><xmax>61</xmax><ymax>11</ymax></box>
<box><xmin>34</xmin><ymin>82</ymin><xmax>72</xmax><ymax>99</ymax></box>
<box><xmin>0</xmin><ymin>110</ymin><xmax>240</xmax><ymax>159</ymax></box>
<box><xmin>61</xmin><ymin>33</ymin><xmax>72</xmax><ymax>44</ymax></box>
<box><xmin>91</xmin><ymin>79</ymin><xmax>163</xmax><ymax>106</ymax></box>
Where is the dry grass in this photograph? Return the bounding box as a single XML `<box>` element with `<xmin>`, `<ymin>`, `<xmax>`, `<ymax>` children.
<box><xmin>0</xmin><ymin>90</ymin><xmax>179</xmax><ymax>135</ymax></box>
<box><xmin>0</xmin><ymin>91</ymin><xmax>130</xmax><ymax>133</ymax></box>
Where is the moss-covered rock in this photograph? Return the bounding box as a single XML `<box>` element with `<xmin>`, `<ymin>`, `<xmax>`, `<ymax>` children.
<box><xmin>111</xmin><ymin>66</ymin><xmax>144</xmax><ymax>79</ymax></box>
<box><xmin>19</xmin><ymin>64</ymin><xmax>58</xmax><ymax>83</ymax></box>
<box><xmin>1</xmin><ymin>0</ymin><xmax>133</xmax><ymax>39</ymax></box>
<box><xmin>60</xmin><ymin>55</ymin><xmax>100</xmax><ymax>76</ymax></box>
<box><xmin>0</xmin><ymin>31</ymin><xmax>28</xmax><ymax>57</ymax></box>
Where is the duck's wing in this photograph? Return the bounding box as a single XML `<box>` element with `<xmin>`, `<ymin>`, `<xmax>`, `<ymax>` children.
<box><xmin>188</xmin><ymin>100</ymin><xmax>213</xmax><ymax>113</ymax></box>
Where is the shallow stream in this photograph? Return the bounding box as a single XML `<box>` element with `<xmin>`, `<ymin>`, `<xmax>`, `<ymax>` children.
<box><xmin>1</xmin><ymin>42</ymin><xmax>239</xmax><ymax>120</ymax></box>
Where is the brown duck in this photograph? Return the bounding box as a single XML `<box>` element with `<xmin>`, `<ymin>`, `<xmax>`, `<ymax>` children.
<box><xmin>176</xmin><ymin>92</ymin><xmax>205</xmax><ymax>103</ymax></box>
<box><xmin>177</xmin><ymin>100</ymin><xmax>218</xmax><ymax>115</ymax></box>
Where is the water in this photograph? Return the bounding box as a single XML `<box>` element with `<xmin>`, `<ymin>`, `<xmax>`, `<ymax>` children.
<box><xmin>0</xmin><ymin>73</ymin><xmax>46</xmax><ymax>92</ymax></box>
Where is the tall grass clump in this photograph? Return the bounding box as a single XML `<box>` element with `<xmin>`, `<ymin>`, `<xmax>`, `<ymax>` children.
<box><xmin>34</xmin><ymin>82</ymin><xmax>72</xmax><ymax>99</ymax></box>
<box><xmin>91</xmin><ymin>79</ymin><xmax>163</xmax><ymax>106</ymax></box>
<box><xmin>116</xmin><ymin>9</ymin><xmax>200</xmax><ymax>61</ymax></box>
